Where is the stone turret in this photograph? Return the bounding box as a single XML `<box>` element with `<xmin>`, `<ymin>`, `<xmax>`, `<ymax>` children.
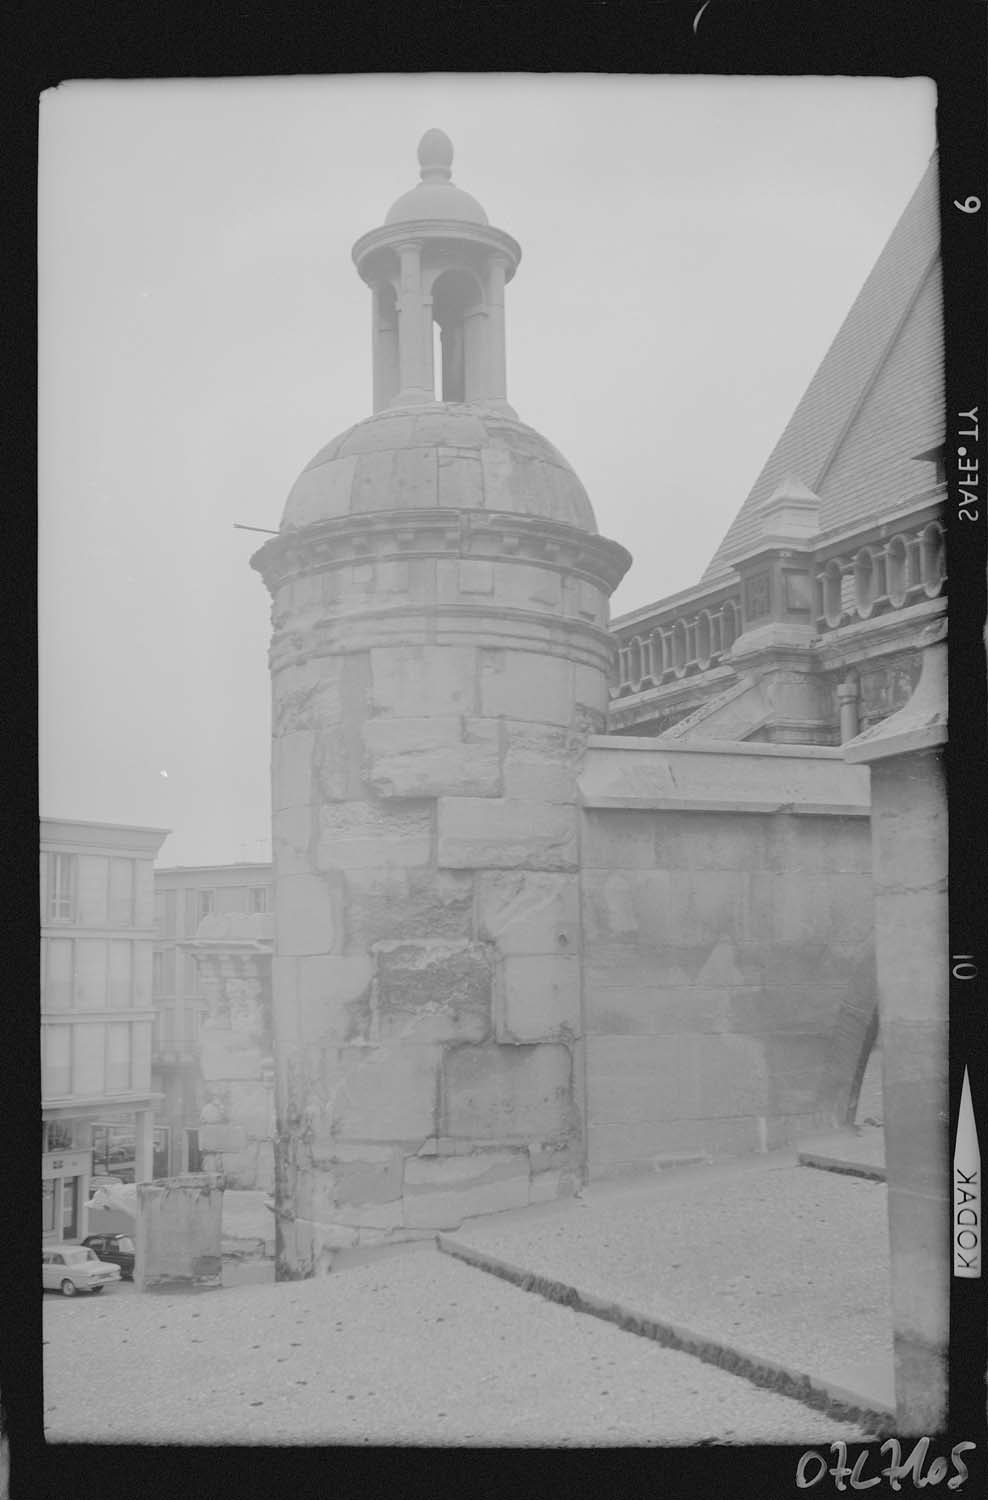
<box><xmin>252</xmin><ymin>133</ymin><xmax>631</xmax><ymax>1277</ymax></box>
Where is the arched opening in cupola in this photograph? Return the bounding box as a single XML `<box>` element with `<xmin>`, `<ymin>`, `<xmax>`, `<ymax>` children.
<box><xmin>432</xmin><ymin>268</ymin><xmax>484</xmax><ymax>403</ymax></box>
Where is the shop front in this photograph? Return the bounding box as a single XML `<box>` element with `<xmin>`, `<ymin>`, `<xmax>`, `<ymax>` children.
<box><xmin>42</xmin><ymin>1148</ymin><xmax>92</xmax><ymax>1242</ymax></box>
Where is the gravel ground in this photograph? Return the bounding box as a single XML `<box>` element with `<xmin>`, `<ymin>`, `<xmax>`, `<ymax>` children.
<box><xmin>43</xmin><ymin>1244</ymin><xmax>867</xmax><ymax>1447</ymax></box>
<box><xmin>448</xmin><ymin>1155</ymin><xmax>893</xmax><ymax>1402</ymax></box>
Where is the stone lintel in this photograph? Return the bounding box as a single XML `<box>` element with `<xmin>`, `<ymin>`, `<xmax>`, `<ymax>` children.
<box><xmin>580</xmin><ymin>740</ymin><xmax>870</xmax><ymax>815</ymax></box>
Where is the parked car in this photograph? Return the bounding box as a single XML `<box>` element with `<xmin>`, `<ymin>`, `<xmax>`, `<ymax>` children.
<box><xmin>42</xmin><ymin>1245</ymin><xmax>121</xmax><ymax>1296</ymax></box>
<box><xmin>81</xmin><ymin>1233</ymin><xmax>135</xmax><ymax>1280</ymax></box>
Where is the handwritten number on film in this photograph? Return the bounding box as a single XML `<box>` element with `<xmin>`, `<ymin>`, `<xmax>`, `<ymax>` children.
<box><xmin>954</xmin><ymin>197</ymin><xmax>981</xmax><ymax>213</ymax></box>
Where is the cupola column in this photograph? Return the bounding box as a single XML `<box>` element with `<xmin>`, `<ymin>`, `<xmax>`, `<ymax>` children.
<box><xmin>371</xmin><ymin>284</ymin><xmax>400</xmax><ymax>413</ymax></box>
<box><xmin>485</xmin><ymin>255</ymin><xmax>509</xmax><ymax>406</ymax></box>
<box><xmin>395</xmin><ymin>240</ymin><xmax>429</xmax><ymax>405</ymax></box>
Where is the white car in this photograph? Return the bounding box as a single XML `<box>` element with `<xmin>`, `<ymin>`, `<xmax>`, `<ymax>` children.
<box><xmin>43</xmin><ymin>1244</ymin><xmax>122</xmax><ymax>1296</ymax></box>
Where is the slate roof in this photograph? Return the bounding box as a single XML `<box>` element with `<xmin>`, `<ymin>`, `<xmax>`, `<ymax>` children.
<box><xmin>701</xmin><ymin>155</ymin><xmax>943</xmax><ymax>582</ymax></box>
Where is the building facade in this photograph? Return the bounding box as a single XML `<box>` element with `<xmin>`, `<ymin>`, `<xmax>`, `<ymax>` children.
<box><xmin>151</xmin><ymin>862</ymin><xmax>273</xmax><ymax>1174</ymax></box>
<box><xmin>41</xmin><ymin>817</ymin><xmax>168</xmax><ymax>1241</ymax></box>
<box><xmin>246</xmin><ymin>131</ymin><xmax>939</xmax><ymax>1278</ymax></box>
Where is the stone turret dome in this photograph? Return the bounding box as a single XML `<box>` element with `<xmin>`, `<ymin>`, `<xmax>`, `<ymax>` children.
<box><xmin>281</xmin><ymin>404</ymin><xmax>598</xmax><ymax>534</ymax></box>
<box><xmin>384</xmin><ymin>127</ymin><xmax>489</xmax><ymax>226</ymax></box>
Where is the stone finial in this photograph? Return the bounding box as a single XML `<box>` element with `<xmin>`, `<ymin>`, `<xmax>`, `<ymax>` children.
<box><xmin>418</xmin><ymin>128</ymin><xmax>454</xmax><ymax>182</ymax></box>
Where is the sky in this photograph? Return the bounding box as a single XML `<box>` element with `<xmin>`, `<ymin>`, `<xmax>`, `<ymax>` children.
<box><xmin>39</xmin><ymin>74</ymin><xmax>936</xmax><ymax>866</ymax></box>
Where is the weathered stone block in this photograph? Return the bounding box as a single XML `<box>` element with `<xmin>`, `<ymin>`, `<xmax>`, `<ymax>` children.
<box><xmin>334</xmin><ymin>1199</ymin><xmax>406</xmax><ymax>1231</ymax></box>
<box><xmin>476</xmin><ymin>871</ymin><xmax>580</xmax><ymax>955</ymax></box>
<box><xmin>529</xmin><ymin>1167</ymin><xmax>578</xmax><ymax>1204</ymax></box>
<box><xmin>402</xmin><ymin>1151</ymin><xmax>530</xmax><ymax>1228</ymax></box>
<box><xmin>272</xmin><ymin>731</ymin><xmax>315</xmax><ymax>811</ymax></box>
<box><xmin>370</xmin><ymin>645</ymin><xmax>477</xmax><ymax>717</ymax></box>
<box><xmin>271</xmin><ymin>956</ymin><xmax>299</xmax><ymax>1043</ymax></box>
<box><xmin>343</xmin><ymin>866</ymin><xmax>474</xmax><ymax>949</ymax></box>
<box><xmin>298</xmin><ymin>954</ymin><xmax>374</xmax><ymax>1046</ymax></box>
<box><xmin>497</xmin><ymin>954</ymin><xmax>581</xmax><ymax>1043</ymax></box>
<box><xmin>276</xmin><ymin>872</ymin><xmax>343</xmax><ymax>955</ymax></box>
<box><xmin>316</xmin><ymin>801</ymin><xmax>432</xmax><ymax>871</ymax></box>
<box><xmin>272</xmin><ymin>804</ymin><xmax>312</xmax><ymax>877</ymax></box>
<box><xmin>363</xmin><ymin>716</ymin><xmax>501</xmax><ymax>799</ymax></box>
<box><xmin>586</xmin><ymin>984</ymin><xmax>732</xmax><ymax>1038</ymax></box>
<box><xmin>588</xmin><ymin>1116</ymin><xmax>759</xmax><ymax>1177</ymax></box>
<box><xmin>135</xmin><ymin>1174</ymin><xmax>224</xmax><ymax>1293</ymax></box>
<box><xmin>331</xmin><ymin>1044</ymin><xmax>442</xmax><ymax>1141</ymax></box>
<box><xmin>437</xmin><ymin>798</ymin><xmax>578</xmax><ymax>871</ymax></box>
<box><xmin>314</xmin><ymin>724</ymin><xmax>351</xmax><ymax>801</ymax></box>
<box><xmin>374</xmin><ymin>940</ymin><xmax>493</xmax><ymax>1044</ymax></box>
<box><xmin>581</xmin><ymin>809</ymin><xmax>657</xmax><ymax>869</ymax></box>
<box><xmin>501</xmin><ymin>721</ymin><xmax>576</xmax><ymax>802</ymax></box>
<box><xmin>442</xmin><ymin>1043</ymin><xmax>573</xmax><ymax>1141</ymax></box>
<box><xmin>526</xmin><ymin>565</ymin><xmax>562</xmax><ymax>611</ymax></box>
<box><xmin>199</xmin><ymin>1030</ymin><xmax>266</xmax><ymax>1082</ymax></box>
<box><xmin>572</xmin><ymin>662</ymin><xmax>609</xmax><ymax>717</ymax></box>
<box><xmin>223</xmin><ymin>1080</ymin><xmax>275</xmax><ymax>1137</ymax></box>
<box><xmin>437</xmin><ymin>449</ymin><xmax>484</xmax><ymax>509</ymax></box>
<box><xmin>588</xmin><ymin>1034</ymin><xmax>699</xmax><ymax>1124</ymax></box>
<box><xmin>459</xmin><ymin>559</ymin><xmax>494</xmax><ymax>595</ymax></box>
<box><xmin>479</xmin><ymin>650</ymin><xmax>574</xmax><ymax>726</ymax></box>
<box><xmin>284</xmin><ymin>454</ymin><xmax>359</xmax><ymax>527</ymax></box>
<box><xmin>333</xmin><ymin>1150</ymin><xmax>404</xmax><ymax>1207</ymax></box>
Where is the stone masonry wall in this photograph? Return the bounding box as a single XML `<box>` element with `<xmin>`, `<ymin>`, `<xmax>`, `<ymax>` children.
<box><xmin>193</xmin><ymin>916</ymin><xmax>276</xmax><ymax>1193</ymax></box>
<box><xmin>582</xmin><ymin>807</ymin><xmax>876</xmax><ymax>1177</ymax></box>
<box><xmin>262</xmin><ymin>509</ymin><xmax>625</xmax><ymax>1277</ymax></box>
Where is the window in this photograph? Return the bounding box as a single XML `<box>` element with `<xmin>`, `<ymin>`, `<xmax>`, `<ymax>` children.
<box><xmin>154</xmin><ymin>890</ymin><xmax>177</xmax><ymax>938</ymax></box>
<box><xmin>184</xmin><ymin>952</ymin><xmax>200</xmax><ymax>998</ymax></box>
<box><xmin>109</xmin><ymin>941</ymin><xmax>133</xmax><ymax>1007</ymax></box>
<box><xmin>46</xmin><ymin>853</ymin><xmax>75</xmax><ymax>922</ymax></box>
<box><xmin>152</xmin><ymin>948</ymin><xmax>176</xmax><ymax>998</ymax></box>
<box><xmin>44</xmin><ymin>1026</ymin><xmax>72</xmax><ymax>1097</ymax></box>
<box><xmin>249</xmin><ymin>886</ymin><xmax>271</xmax><ymax>915</ymax></box>
<box><xmin>42</xmin><ymin>1180</ymin><xmax>55</xmax><ymax>1235</ymax></box>
<box><xmin>75</xmin><ymin>939</ymin><xmax>108</xmax><ymax>1008</ymax></box>
<box><xmin>105</xmin><ymin>1024</ymin><xmax>131</xmax><ymax>1093</ymax></box>
<box><xmin>45</xmin><ymin>939</ymin><xmax>73</xmax><ymax>1010</ymax></box>
<box><xmin>45</xmin><ymin>1120</ymin><xmax>73</xmax><ymax>1152</ymax></box>
<box><xmin>185</xmin><ymin>887</ymin><xmax>215</xmax><ymax>935</ymax></box>
<box><xmin>108</xmin><ymin>859</ymin><xmax>135</xmax><ymax>926</ymax></box>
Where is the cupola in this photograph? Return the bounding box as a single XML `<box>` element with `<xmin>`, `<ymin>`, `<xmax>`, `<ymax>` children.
<box><xmin>352</xmin><ymin>131</ymin><xmax>522</xmax><ymax>413</ymax></box>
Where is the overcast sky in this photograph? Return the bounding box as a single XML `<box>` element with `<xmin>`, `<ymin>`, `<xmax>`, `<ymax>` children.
<box><xmin>39</xmin><ymin>74</ymin><xmax>935</xmax><ymax>866</ymax></box>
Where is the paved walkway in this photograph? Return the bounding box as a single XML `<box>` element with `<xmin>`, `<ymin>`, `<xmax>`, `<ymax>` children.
<box><xmin>443</xmin><ymin>1141</ymin><xmax>893</xmax><ymax>1428</ymax></box>
<box><xmin>44</xmin><ymin>1141</ymin><xmax>894</xmax><ymax>1446</ymax></box>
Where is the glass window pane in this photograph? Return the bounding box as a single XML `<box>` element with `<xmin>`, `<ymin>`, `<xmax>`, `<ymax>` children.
<box><xmin>75</xmin><ymin>940</ymin><xmax>108</xmax><ymax>1008</ymax></box>
<box><xmin>45</xmin><ymin>940</ymin><xmax>73</xmax><ymax>1010</ymax></box>
<box><xmin>131</xmin><ymin>1020</ymin><xmax>151</xmax><ymax>1092</ymax></box>
<box><xmin>74</xmin><ymin>1023</ymin><xmax>105</xmax><ymax>1096</ymax></box>
<box><xmin>44</xmin><ymin>1025</ymin><xmax>72</xmax><ymax>1096</ymax></box>
<box><xmin>108</xmin><ymin>859</ymin><xmax>134</xmax><ymax>926</ymax></box>
<box><xmin>134</xmin><ymin>945</ymin><xmax>152</xmax><ymax>1008</ymax></box>
<box><xmin>47</xmin><ymin>853</ymin><xmax>75</xmax><ymax>921</ymax></box>
<box><xmin>109</xmin><ymin>941</ymin><xmax>132</xmax><ymax>1006</ymax></box>
<box><xmin>105</xmin><ymin>1023</ymin><xmax>131</xmax><ymax>1093</ymax></box>
<box><xmin>76</xmin><ymin>855</ymin><xmax>108</xmax><ymax>926</ymax></box>
<box><xmin>184</xmin><ymin>953</ymin><xmax>199</xmax><ymax>997</ymax></box>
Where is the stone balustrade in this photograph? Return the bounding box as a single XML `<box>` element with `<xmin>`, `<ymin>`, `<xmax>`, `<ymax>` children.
<box><xmin>611</xmin><ymin>512</ymin><xmax>945</xmax><ymax>701</ymax></box>
<box><xmin>613</xmin><ymin>587</ymin><xmax>741</xmax><ymax>698</ymax></box>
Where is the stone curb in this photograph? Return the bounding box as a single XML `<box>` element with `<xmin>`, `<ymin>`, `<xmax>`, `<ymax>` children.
<box><xmin>797</xmin><ymin>1154</ymin><xmax>887</xmax><ymax>1183</ymax></box>
<box><xmin>437</xmin><ymin>1234</ymin><xmax>896</xmax><ymax>1435</ymax></box>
